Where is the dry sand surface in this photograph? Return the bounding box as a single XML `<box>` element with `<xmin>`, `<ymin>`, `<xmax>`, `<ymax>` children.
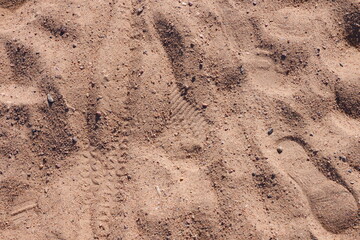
<box><xmin>0</xmin><ymin>0</ymin><xmax>360</xmax><ymax>239</ymax></box>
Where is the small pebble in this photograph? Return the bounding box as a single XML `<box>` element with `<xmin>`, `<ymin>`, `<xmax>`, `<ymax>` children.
<box><xmin>277</xmin><ymin>147</ymin><xmax>283</xmax><ymax>154</ymax></box>
<box><xmin>136</xmin><ymin>6</ymin><xmax>144</xmax><ymax>15</ymax></box>
<box><xmin>267</xmin><ymin>128</ymin><xmax>274</xmax><ymax>135</ymax></box>
<box><xmin>339</xmin><ymin>156</ymin><xmax>347</xmax><ymax>162</ymax></box>
<box><xmin>47</xmin><ymin>94</ymin><xmax>54</xmax><ymax>104</ymax></box>
<box><xmin>95</xmin><ymin>111</ymin><xmax>102</xmax><ymax>121</ymax></box>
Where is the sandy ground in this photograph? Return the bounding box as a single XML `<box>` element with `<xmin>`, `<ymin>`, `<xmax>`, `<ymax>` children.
<box><xmin>0</xmin><ymin>0</ymin><xmax>359</xmax><ymax>239</ymax></box>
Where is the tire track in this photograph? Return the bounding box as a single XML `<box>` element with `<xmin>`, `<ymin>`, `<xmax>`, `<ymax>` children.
<box><xmin>86</xmin><ymin>1</ymin><xmax>134</xmax><ymax>239</ymax></box>
<box><xmin>88</xmin><ymin>150</ymin><xmax>116</xmax><ymax>239</ymax></box>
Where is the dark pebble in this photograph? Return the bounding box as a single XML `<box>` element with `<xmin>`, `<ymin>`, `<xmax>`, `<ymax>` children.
<box><xmin>339</xmin><ymin>156</ymin><xmax>347</xmax><ymax>162</ymax></box>
<box><xmin>268</xmin><ymin>128</ymin><xmax>274</xmax><ymax>135</ymax></box>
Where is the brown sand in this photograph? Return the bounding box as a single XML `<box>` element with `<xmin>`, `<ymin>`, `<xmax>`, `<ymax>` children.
<box><xmin>0</xmin><ymin>0</ymin><xmax>359</xmax><ymax>239</ymax></box>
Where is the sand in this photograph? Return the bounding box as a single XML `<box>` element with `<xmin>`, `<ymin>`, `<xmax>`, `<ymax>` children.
<box><xmin>0</xmin><ymin>0</ymin><xmax>359</xmax><ymax>239</ymax></box>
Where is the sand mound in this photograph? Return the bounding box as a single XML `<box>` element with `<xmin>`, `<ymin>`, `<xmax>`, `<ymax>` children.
<box><xmin>344</xmin><ymin>11</ymin><xmax>360</xmax><ymax>48</ymax></box>
<box><xmin>0</xmin><ymin>0</ymin><xmax>26</xmax><ymax>9</ymax></box>
<box><xmin>336</xmin><ymin>79</ymin><xmax>360</xmax><ymax>118</ymax></box>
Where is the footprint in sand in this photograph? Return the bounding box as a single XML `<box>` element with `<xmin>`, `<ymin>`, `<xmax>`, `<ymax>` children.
<box><xmin>10</xmin><ymin>190</ymin><xmax>38</xmax><ymax>226</ymax></box>
<box><xmin>276</xmin><ymin>139</ymin><xmax>358</xmax><ymax>233</ymax></box>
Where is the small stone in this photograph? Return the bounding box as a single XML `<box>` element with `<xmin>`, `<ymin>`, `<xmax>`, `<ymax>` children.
<box><xmin>188</xmin><ymin>2</ymin><xmax>193</xmax><ymax>6</ymax></box>
<box><xmin>239</xmin><ymin>65</ymin><xmax>245</xmax><ymax>75</ymax></box>
<box><xmin>277</xmin><ymin>147</ymin><xmax>283</xmax><ymax>154</ymax></box>
<box><xmin>339</xmin><ymin>156</ymin><xmax>347</xmax><ymax>162</ymax></box>
<box><xmin>267</xmin><ymin>128</ymin><xmax>274</xmax><ymax>135</ymax></box>
<box><xmin>253</xmin><ymin>1</ymin><xmax>257</xmax><ymax>6</ymax></box>
<box><xmin>39</xmin><ymin>164</ymin><xmax>44</xmax><ymax>170</ymax></box>
<box><xmin>72</xmin><ymin>137</ymin><xmax>78</xmax><ymax>144</ymax></box>
<box><xmin>136</xmin><ymin>6</ymin><xmax>144</xmax><ymax>15</ymax></box>
<box><xmin>47</xmin><ymin>94</ymin><xmax>54</xmax><ymax>104</ymax></box>
<box><xmin>95</xmin><ymin>111</ymin><xmax>102</xmax><ymax>121</ymax></box>
<box><xmin>55</xmin><ymin>164</ymin><xmax>61</xmax><ymax>169</ymax></box>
